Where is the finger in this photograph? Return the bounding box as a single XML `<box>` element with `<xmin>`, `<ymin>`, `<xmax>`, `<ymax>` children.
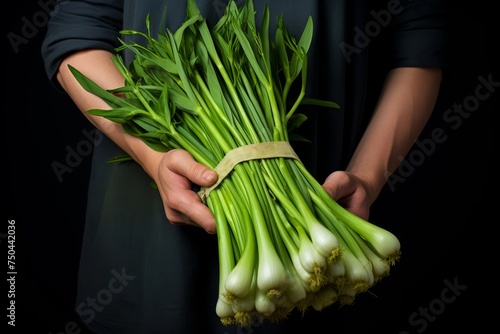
<box><xmin>164</xmin><ymin>149</ymin><xmax>218</xmax><ymax>187</ymax></box>
<box><xmin>323</xmin><ymin>171</ymin><xmax>353</xmax><ymax>200</ymax></box>
<box><xmin>164</xmin><ymin>187</ymin><xmax>217</xmax><ymax>234</ymax></box>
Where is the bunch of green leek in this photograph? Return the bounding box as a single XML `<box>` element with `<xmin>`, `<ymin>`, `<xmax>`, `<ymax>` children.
<box><xmin>69</xmin><ymin>0</ymin><xmax>401</xmax><ymax>327</ymax></box>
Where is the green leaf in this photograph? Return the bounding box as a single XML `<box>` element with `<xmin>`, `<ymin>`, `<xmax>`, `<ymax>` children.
<box><xmin>231</xmin><ymin>17</ymin><xmax>269</xmax><ymax>86</ymax></box>
<box><xmin>287</xmin><ymin>113</ymin><xmax>308</xmax><ymax>132</ymax></box>
<box><xmin>68</xmin><ymin>65</ymin><xmax>136</xmax><ymax>110</ymax></box>
<box><xmin>106</xmin><ymin>154</ymin><xmax>134</xmax><ymax>163</ymax></box>
<box><xmin>133</xmin><ymin>116</ymin><xmax>166</xmax><ymax>132</ymax></box>
<box><xmin>275</xmin><ymin>28</ymin><xmax>290</xmax><ymax>82</ymax></box>
<box><xmin>173</xmin><ymin>11</ymin><xmax>202</xmax><ymax>47</ymax></box>
<box><xmin>259</xmin><ymin>4</ymin><xmax>271</xmax><ymax>73</ymax></box>
<box><xmin>300</xmin><ymin>98</ymin><xmax>341</xmax><ymax>110</ymax></box>
<box><xmin>86</xmin><ymin>107</ymin><xmax>139</xmax><ymax>124</ymax></box>
<box><xmin>288</xmin><ymin>132</ymin><xmax>311</xmax><ymax>143</ymax></box>
<box><xmin>297</xmin><ymin>16</ymin><xmax>314</xmax><ymax>55</ymax></box>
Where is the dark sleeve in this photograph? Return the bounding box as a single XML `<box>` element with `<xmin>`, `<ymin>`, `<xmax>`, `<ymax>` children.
<box><xmin>41</xmin><ymin>0</ymin><xmax>124</xmax><ymax>90</ymax></box>
<box><xmin>386</xmin><ymin>0</ymin><xmax>450</xmax><ymax>69</ymax></box>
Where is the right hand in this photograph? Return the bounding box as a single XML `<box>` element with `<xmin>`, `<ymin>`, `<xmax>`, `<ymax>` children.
<box><xmin>152</xmin><ymin>149</ymin><xmax>218</xmax><ymax>234</ymax></box>
<box><xmin>322</xmin><ymin>170</ymin><xmax>376</xmax><ymax>221</ymax></box>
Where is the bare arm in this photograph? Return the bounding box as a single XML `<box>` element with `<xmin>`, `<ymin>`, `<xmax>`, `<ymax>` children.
<box><xmin>58</xmin><ymin>49</ymin><xmax>218</xmax><ymax>233</ymax></box>
<box><xmin>323</xmin><ymin>67</ymin><xmax>443</xmax><ymax>219</ymax></box>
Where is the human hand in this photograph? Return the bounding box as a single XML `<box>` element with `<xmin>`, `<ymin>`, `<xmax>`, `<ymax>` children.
<box><xmin>154</xmin><ymin>149</ymin><xmax>218</xmax><ymax>234</ymax></box>
<box><xmin>322</xmin><ymin>171</ymin><xmax>375</xmax><ymax>221</ymax></box>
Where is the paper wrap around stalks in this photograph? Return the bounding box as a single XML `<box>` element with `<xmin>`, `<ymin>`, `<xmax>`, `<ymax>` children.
<box><xmin>198</xmin><ymin>141</ymin><xmax>300</xmax><ymax>202</ymax></box>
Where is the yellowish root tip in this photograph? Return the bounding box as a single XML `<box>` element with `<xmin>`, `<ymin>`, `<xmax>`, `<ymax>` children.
<box><xmin>388</xmin><ymin>251</ymin><xmax>401</xmax><ymax>266</ymax></box>
<box><xmin>328</xmin><ymin>247</ymin><xmax>342</xmax><ymax>263</ymax></box>
<box><xmin>234</xmin><ymin>311</ymin><xmax>252</xmax><ymax>328</ymax></box>
<box><xmin>266</xmin><ymin>289</ymin><xmax>283</xmax><ymax>302</ymax></box>
<box><xmin>220</xmin><ymin>316</ymin><xmax>235</xmax><ymax>326</ymax></box>
<box><xmin>267</xmin><ymin>307</ymin><xmax>292</xmax><ymax>323</ymax></box>
<box><xmin>309</xmin><ymin>266</ymin><xmax>328</xmax><ymax>292</ymax></box>
<box><xmin>338</xmin><ymin>295</ymin><xmax>355</xmax><ymax>306</ymax></box>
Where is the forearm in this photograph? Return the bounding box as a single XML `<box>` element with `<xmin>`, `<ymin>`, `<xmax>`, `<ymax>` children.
<box><xmin>346</xmin><ymin>67</ymin><xmax>443</xmax><ymax>202</ymax></box>
<box><xmin>57</xmin><ymin>49</ymin><xmax>163</xmax><ymax>177</ymax></box>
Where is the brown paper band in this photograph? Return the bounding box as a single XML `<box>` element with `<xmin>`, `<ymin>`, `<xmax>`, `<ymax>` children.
<box><xmin>198</xmin><ymin>141</ymin><xmax>300</xmax><ymax>202</ymax></box>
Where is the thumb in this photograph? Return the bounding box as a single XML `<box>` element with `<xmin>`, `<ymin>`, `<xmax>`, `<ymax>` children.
<box><xmin>164</xmin><ymin>149</ymin><xmax>218</xmax><ymax>187</ymax></box>
<box><xmin>323</xmin><ymin>171</ymin><xmax>348</xmax><ymax>201</ymax></box>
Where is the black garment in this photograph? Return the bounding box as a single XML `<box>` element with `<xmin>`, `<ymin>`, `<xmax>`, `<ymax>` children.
<box><xmin>41</xmin><ymin>1</ymin><xmax>449</xmax><ymax>333</ymax></box>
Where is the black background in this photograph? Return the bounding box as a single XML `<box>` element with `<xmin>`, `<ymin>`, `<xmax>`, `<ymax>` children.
<box><xmin>4</xmin><ymin>1</ymin><xmax>498</xmax><ymax>333</ymax></box>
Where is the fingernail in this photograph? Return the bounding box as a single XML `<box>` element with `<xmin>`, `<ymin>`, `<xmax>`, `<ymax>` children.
<box><xmin>202</xmin><ymin>170</ymin><xmax>217</xmax><ymax>183</ymax></box>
